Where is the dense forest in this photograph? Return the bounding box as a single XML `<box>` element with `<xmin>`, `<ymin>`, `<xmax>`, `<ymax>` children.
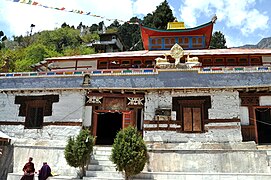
<box><xmin>0</xmin><ymin>0</ymin><xmax>226</xmax><ymax>73</ymax></box>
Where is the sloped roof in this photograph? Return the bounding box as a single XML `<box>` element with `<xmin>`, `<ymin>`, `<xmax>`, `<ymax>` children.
<box><xmin>0</xmin><ymin>131</ymin><xmax>11</xmax><ymax>140</ymax></box>
<box><xmin>44</xmin><ymin>48</ymin><xmax>271</xmax><ymax>62</ymax></box>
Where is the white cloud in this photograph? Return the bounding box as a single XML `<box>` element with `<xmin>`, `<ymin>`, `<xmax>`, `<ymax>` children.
<box><xmin>1</xmin><ymin>0</ymin><xmax>136</xmax><ymax>37</ymax></box>
<box><xmin>179</xmin><ymin>0</ymin><xmax>269</xmax><ymax>35</ymax></box>
<box><xmin>133</xmin><ymin>0</ymin><xmax>163</xmax><ymax>15</ymax></box>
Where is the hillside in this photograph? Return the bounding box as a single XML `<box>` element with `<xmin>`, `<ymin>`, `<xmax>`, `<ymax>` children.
<box><xmin>238</xmin><ymin>37</ymin><xmax>271</xmax><ymax>49</ymax></box>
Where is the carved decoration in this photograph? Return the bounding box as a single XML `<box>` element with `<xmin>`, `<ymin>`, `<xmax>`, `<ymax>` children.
<box><xmin>82</xmin><ymin>74</ymin><xmax>91</xmax><ymax>86</ymax></box>
<box><xmin>170</xmin><ymin>43</ymin><xmax>184</xmax><ymax>65</ymax></box>
<box><xmin>127</xmin><ymin>97</ymin><xmax>144</xmax><ymax>106</ymax></box>
<box><xmin>104</xmin><ymin>97</ymin><xmax>125</xmax><ymax>110</ymax></box>
<box><xmin>87</xmin><ymin>96</ymin><xmax>102</xmax><ymax>104</ymax></box>
<box><xmin>240</xmin><ymin>96</ymin><xmax>259</xmax><ymax>106</ymax></box>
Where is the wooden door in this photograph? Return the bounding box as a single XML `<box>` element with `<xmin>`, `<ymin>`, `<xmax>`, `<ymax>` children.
<box><xmin>122</xmin><ymin>111</ymin><xmax>134</xmax><ymax>128</ymax></box>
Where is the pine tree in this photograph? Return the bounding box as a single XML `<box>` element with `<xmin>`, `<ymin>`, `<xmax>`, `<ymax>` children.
<box><xmin>64</xmin><ymin>129</ymin><xmax>95</xmax><ymax>178</ymax></box>
<box><xmin>143</xmin><ymin>0</ymin><xmax>175</xmax><ymax>29</ymax></box>
<box><xmin>210</xmin><ymin>31</ymin><xmax>227</xmax><ymax>49</ymax></box>
<box><xmin>110</xmin><ymin>126</ymin><xmax>148</xmax><ymax>180</ymax></box>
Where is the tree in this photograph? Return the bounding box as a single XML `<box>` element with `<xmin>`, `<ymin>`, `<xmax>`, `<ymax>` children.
<box><xmin>35</xmin><ymin>27</ymin><xmax>83</xmax><ymax>53</ymax></box>
<box><xmin>107</xmin><ymin>20</ymin><xmax>121</xmax><ymax>32</ymax></box>
<box><xmin>0</xmin><ymin>31</ymin><xmax>7</xmax><ymax>50</ymax></box>
<box><xmin>143</xmin><ymin>0</ymin><xmax>175</xmax><ymax>29</ymax></box>
<box><xmin>64</xmin><ymin>129</ymin><xmax>95</xmax><ymax>178</ymax></box>
<box><xmin>89</xmin><ymin>24</ymin><xmax>99</xmax><ymax>33</ymax></box>
<box><xmin>14</xmin><ymin>44</ymin><xmax>60</xmax><ymax>72</ymax></box>
<box><xmin>118</xmin><ymin>17</ymin><xmax>143</xmax><ymax>51</ymax></box>
<box><xmin>117</xmin><ymin>0</ymin><xmax>175</xmax><ymax>50</ymax></box>
<box><xmin>0</xmin><ymin>48</ymin><xmax>19</xmax><ymax>72</ymax></box>
<box><xmin>210</xmin><ymin>31</ymin><xmax>227</xmax><ymax>49</ymax></box>
<box><xmin>110</xmin><ymin>126</ymin><xmax>148</xmax><ymax>180</ymax></box>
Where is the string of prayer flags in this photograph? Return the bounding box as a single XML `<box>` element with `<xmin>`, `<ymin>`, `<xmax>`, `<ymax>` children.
<box><xmin>6</xmin><ymin>0</ymin><xmax>137</xmax><ymax>24</ymax></box>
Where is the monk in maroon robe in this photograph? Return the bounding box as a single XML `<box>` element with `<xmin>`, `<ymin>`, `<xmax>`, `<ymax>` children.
<box><xmin>21</xmin><ymin>157</ymin><xmax>35</xmax><ymax>180</ymax></box>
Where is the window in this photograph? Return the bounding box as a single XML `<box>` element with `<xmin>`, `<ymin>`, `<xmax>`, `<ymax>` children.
<box><xmin>202</xmin><ymin>58</ymin><xmax>212</xmax><ymax>66</ymax></box>
<box><xmin>214</xmin><ymin>58</ymin><xmax>225</xmax><ymax>66</ymax></box>
<box><xmin>250</xmin><ymin>57</ymin><xmax>261</xmax><ymax>65</ymax></box>
<box><xmin>238</xmin><ymin>58</ymin><xmax>248</xmax><ymax>65</ymax></box>
<box><xmin>173</xmin><ymin>96</ymin><xmax>211</xmax><ymax>132</ymax></box>
<box><xmin>144</xmin><ymin>60</ymin><xmax>154</xmax><ymax>68</ymax></box>
<box><xmin>15</xmin><ymin>95</ymin><xmax>59</xmax><ymax>129</ymax></box>
<box><xmin>98</xmin><ymin>61</ymin><xmax>108</xmax><ymax>69</ymax></box>
<box><xmin>226</xmin><ymin>58</ymin><xmax>237</xmax><ymax>66</ymax></box>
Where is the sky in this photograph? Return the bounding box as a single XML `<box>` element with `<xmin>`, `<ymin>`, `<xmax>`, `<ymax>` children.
<box><xmin>0</xmin><ymin>0</ymin><xmax>270</xmax><ymax>47</ymax></box>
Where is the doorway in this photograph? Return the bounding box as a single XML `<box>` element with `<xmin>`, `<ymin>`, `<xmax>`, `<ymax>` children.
<box><xmin>95</xmin><ymin>112</ymin><xmax>122</xmax><ymax>145</ymax></box>
<box><xmin>255</xmin><ymin>108</ymin><xmax>271</xmax><ymax>144</ymax></box>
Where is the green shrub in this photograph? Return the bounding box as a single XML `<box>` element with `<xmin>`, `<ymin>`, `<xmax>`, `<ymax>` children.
<box><xmin>64</xmin><ymin>129</ymin><xmax>95</xmax><ymax>178</ymax></box>
<box><xmin>110</xmin><ymin>126</ymin><xmax>148</xmax><ymax>180</ymax></box>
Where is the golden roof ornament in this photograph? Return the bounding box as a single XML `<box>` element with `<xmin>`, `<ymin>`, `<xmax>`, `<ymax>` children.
<box><xmin>170</xmin><ymin>43</ymin><xmax>184</xmax><ymax>65</ymax></box>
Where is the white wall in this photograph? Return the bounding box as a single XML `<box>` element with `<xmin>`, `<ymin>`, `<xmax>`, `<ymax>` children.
<box><xmin>0</xmin><ymin>90</ymin><xmax>84</xmax><ymax>140</ymax></box>
<box><xmin>0</xmin><ymin>90</ymin><xmax>85</xmax><ymax>176</ymax></box>
<box><xmin>143</xmin><ymin>90</ymin><xmax>242</xmax><ymax>143</ymax></box>
<box><xmin>259</xmin><ymin>96</ymin><xmax>271</xmax><ymax>106</ymax></box>
<box><xmin>0</xmin><ymin>93</ymin><xmax>22</xmax><ymax>121</ymax></box>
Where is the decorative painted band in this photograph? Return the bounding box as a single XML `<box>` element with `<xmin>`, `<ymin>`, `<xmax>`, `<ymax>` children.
<box><xmin>200</xmin><ymin>66</ymin><xmax>271</xmax><ymax>73</ymax></box>
<box><xmin>0</xmin><ymin>68</ymin><xmax>157</xmax><ymax>78</ymax></box>
<box><xmin>1</xmin><ymin>66</ymin><xmax>271</xmax><ymax>78</ymax></box>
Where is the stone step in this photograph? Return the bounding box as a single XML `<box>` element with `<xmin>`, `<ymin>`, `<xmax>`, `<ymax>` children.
<box><xmin>90</xmin><ymin>159</ymin><xmax>114</xmax><ymax>166</ymax></box>
<box><xmin>91</xmin><ymin>154</ymin><xmax>111</xmax><ymax>161</ymax></box>
<box><xmin>93</xmin><ymin>149</ymin><xmax>112</xmax><ymax>155</ymax></box>
<box><xmin>266</xmin><ymin>150</ymin><xmax>271</xmax><ymax>156</ymax></box>
<box><xmin>88</xmin><ymin>164</ymin><xmax>116</xmax><ymax>171</ymax></box>
<box><xmin>86</xmin><ymin>171</ymin><xmax>123</xmax><ymax>178</ymax></box>
<box><xmin>83</xmin><ymin>177</ymin><xmax>123</xmax><ymax>180</ymax></box>
<box><xmin>93</xmin><ymin>146</ymin><xmax>112</xmax><ymax>152</ymax></box>
<box><xmin>83</xmin><ymin>177</ymin><xmax>144</xmax><ymax>180</ymax></box>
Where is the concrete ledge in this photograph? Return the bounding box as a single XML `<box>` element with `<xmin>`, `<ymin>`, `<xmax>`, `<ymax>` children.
<box><xmin>134</xmin><ymin>172</ymin><xmax>271</xmax><ymax>180</ymax></box>
<box><xmin>7</xmin><ymin>173</ymin><xmax>80</xmax><ymax>180</ymax></box>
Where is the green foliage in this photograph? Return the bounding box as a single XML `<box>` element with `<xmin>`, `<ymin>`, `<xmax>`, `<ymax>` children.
<box><xmin>80</xmin><ymin>33</ymin><xmax>99</xmax><ymax>44</ymax></box>
<box><xmin>63</xmin><ymin>46</ymin><xmax>95</xmax><ymax>56</ymax></box>
<box><xmin>110</xmin><ymin>126</ymin><xmax>148</xmax><ymax>180</ymax></box>
<box><xmin>118</xmin><ymin>17</ymin><xmax>143</xmax><ymax>51</ymax></box>
<box><xmin>0</xmin><ymin>31</ymin><xmax>7</xmax><ymax>50</ymax></box>
<box><xmin>108</xmin><ymin>20</ymin><xmax>121</xmax><ymax>29</ymax></box>
<box><xmin>118</xmin><ymin>0</ymin><xmax>175</xmax><ymax>50</ymax></box>
<box><xmin>64</xmin><ymin>129</ymin><xmax>95</xmax><ymax>178</ymax></box>
<box><xmin>0</xmin><ymin>48</ymin><xmax>19</xmax><ymax>72</ymax></box>
<box><xmin>210</xmin><ymin>31</ymin><xmax>227</xmax><ymax>49</ymax></box>
<box><xmin>64</xmin><ymin>137</ymin><xmax>79</xmax><ymax>167</ymax></box>
<box><xmin>0</xmin><ymin>25</ymin><xmax>97</xmax><ymax>72</ymax></box>
<box><xmin>35</xmin><ymin>27</ymin><xmax>83</xmax><ymax>53</ymax></box>
<box><xmin>143</xmin><ymin>0</ymin><xmax>175</xmax><ymax>29</ymax></box>
<box><xmin>14</xmin><ymin>44</ymin><xmax>60</xmax><ymax>72</ymax></box>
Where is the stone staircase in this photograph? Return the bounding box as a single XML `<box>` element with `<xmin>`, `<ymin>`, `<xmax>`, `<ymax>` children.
<box><xmin>83</xmin><ymin>146</ymin><xmax>125</xmax><ymax>180</ymax></box>
<box><xmin>82</xmin><ymin>145</ymin><xmax>271</xmax><ymax>180</ymax></box>
<box><xmin>84</xmin><ymin>146</ymin><xmax>153</xmax><ymax>180</ymax></box>
<box><xmin>257</xmin><ymin>145</ymin><xmax>271</xmax><ymax>172</ymax></box>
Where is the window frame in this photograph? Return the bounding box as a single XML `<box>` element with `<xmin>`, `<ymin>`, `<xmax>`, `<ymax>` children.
<box><xmin>178</xmin><ymin>99</ymin><xmax>205</xmax><ymax>132</ymax></box>
<box><xmin>25</xmin><ymin>100</ymin><xmax>46</xmax><ymax>129</ymax></box>
<box><xmin>172</xmin><ymin>96</ymin><xmax>211</xmax><ymax>133</ymax></box>
<box><xmin>15</xmin><ymin>95</ymin><xmax>59</xmax><ymax>129</ymax></box>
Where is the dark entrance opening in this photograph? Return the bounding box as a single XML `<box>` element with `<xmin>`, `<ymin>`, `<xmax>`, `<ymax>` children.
<box><xmin>96</xmin><ymin>112</ymin><xmax>122</xmax><ymax>145</ymax></box>
<box><xmin>255</xmin><ymin>108</ymin><xmax>271</xmax><ymax>144</ymax></box>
